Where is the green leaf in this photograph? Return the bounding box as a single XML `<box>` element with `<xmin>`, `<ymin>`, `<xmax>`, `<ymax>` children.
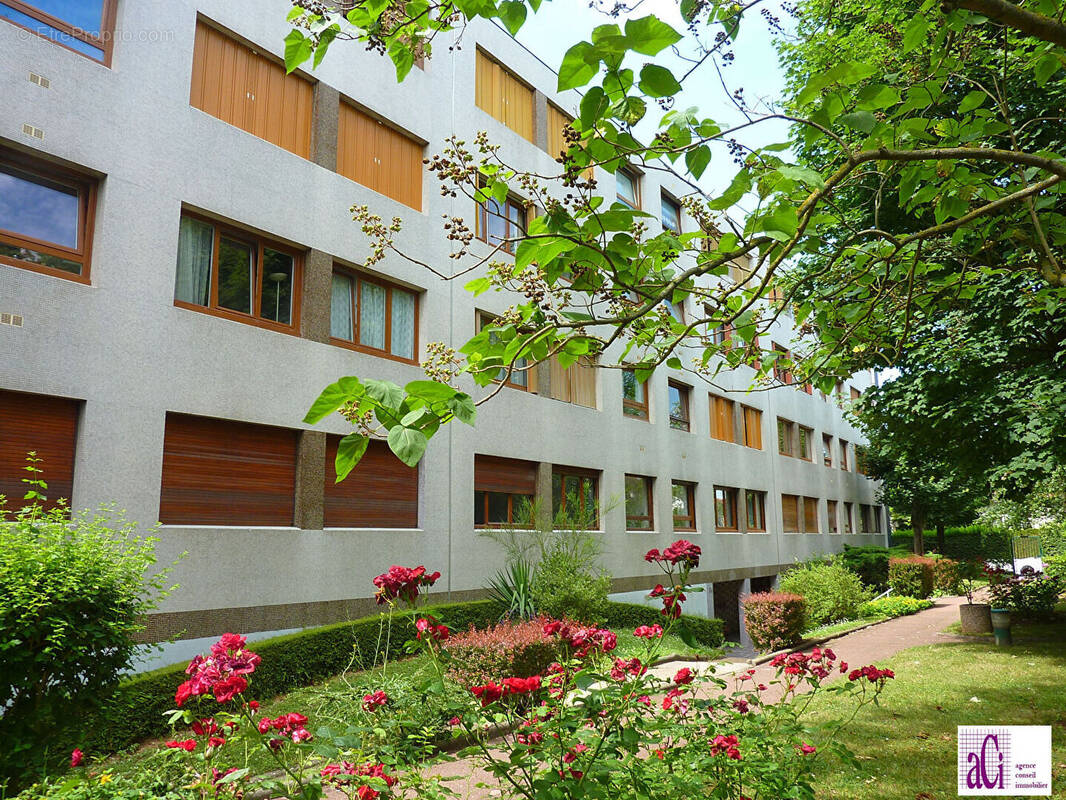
<box><xmin>304</xmin><ymin>379</ymin><xmax>359</xmax><ymax>424</ymax></box>
<box><xmin>638</xmin><ymin>64</ymin><xmax>681</xmax><ymax>97</ymax></box>
<box><xmin>624</xmin><ymin>15</ymin><xmax>682</xmax><ymax>56</ymax></box>
<box><xmin>558</xmin><ymin>42</ymin><xmax>600</xmax><ymax>91</ymax></box>
<box><xmin>1034</xmin><ymin>52</ymin><xmax>1061</xmax><ymax>86</ymax></box>
<box><xmin>406</xmin><ymin>380</ymin><xmax>457</xmax><ymax>402</ymax></box>
<box><xmin>761</xmin><ymin>208</ymin><xmax>800</xmax><ymax>239</ymax></box>
<box><xmin>283</xmin><ymin>30</ymin><xmax>312</xmax><ymax>73</ymax></box>
<box><xmin>334</xmin><ymin>434</ymin><xmax>370</xmax><ymax>482</ymax></box>
<box><xmin>957</xmin><ymin>90</ymin><xmax>987</xmax><ymax>114</ymax></box>
<box><xmin>447</xmin><ymin>393</ymin><xmax>477</xmax><ymax>425</ymax></box>
<box><xmin>778</xmin><ymin>164</ymin><xmax>825</xmax><ymax>189</ymax></box>
<box><xmin>363</xmin><ymin>379</ymin><xmax>405</xmax><ymax>411</ymax></box>
<box><xmin>465</xmin><ymin>276</ymin><xmax>493</xmax><ymax>296</ymax></box>
<box><xmin>839</xmin><ymin>110</ymin><xmax>876</xmax><ymax>134</ymax></box>
<box><xmin>902</xmin><ymin>14</ymin><xmax>930</xmax><ymax>52</ymax></box>
<box><xmin>579</xmin><ymin>86</ymin><xmax>609</xmax><ymax>129</ymax></box>
<box><xmin>387</xmin><ymin>426</ymin><xmax>428</xmax><ymax>467</ymax></box>
<box><xmin>312</xmin><ymin>26</ymin><xmax>338</xmax><ymax>70</ymax></box>
<box><xmin>684</xmin><ymin>145</ymin><xmax>711</xmax><ymax>179</ymax></box>
<box><xmin>496</xmin><ymin>0</ymin><xmax>527</xmax><ymax>35</ymax></box>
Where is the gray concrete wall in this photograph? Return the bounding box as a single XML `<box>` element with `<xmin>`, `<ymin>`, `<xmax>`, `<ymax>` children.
<box><xmin>0</xmin><ymin>2</ymin><xmax>885</xmax><ymax>655</ymax></box>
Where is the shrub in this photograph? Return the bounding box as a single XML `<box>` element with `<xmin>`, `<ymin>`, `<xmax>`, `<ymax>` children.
<box><xmin>859</xmin><ymin>596</ymin><xmax>934</xmax><ymax>618</ymax></box>
<box><xmin>888</xmin><ymin>556</ymin><xmax>937</xmax><ymax>598</ymax></box>
<box><xmin>486</xmin><ymin>559</ymin><xmax>537</xmax><ymax>620</ymax></box>
<box><xmin>444</xmin><ymin>618</ymin><xmax>560</xmax><ymax>688</ymax></box>
<box><xmin>0</xmin><ymin>492</ymin><xmax>174</xmax><ymax>787</ymax></box>
<box><xmin>778</xmin><ymin>561</ymin><xmax>870</xmax><ymax>626</ymax></box>
<box><xmin>839</xmin><ymin>545</ymin><xmax>891</xmax><ymax>589</ymax></box>
<box><xmin>532</xmin><ymin>544</ymin><xmax>611</xmax><ymax>624</ymax></box>
<box><xmin>890</xmin><ymin>525</ymin><xmax>1012</xmax><ymax>561</ymax></box>
<box><xmin>1043</xmin><ymin>553</ymin><xmax>1066</xmax><ymax>580</ymax></box>
<box><xmin>932</xmin><ymin>557</ymin><xmax>962</xmax><ymax>594</ymax></box>
<box><xmin>601</xmin><ymin>602</ymin><xmax>725</xmax><ymax>649</ymax></box>
<box><xmin>987</xmin><ymin>569</ymin><xmax>1063</xmax><ymax>619</ymax></box>
<box><xmin>743</xmin><ymin>592</ymin><xmax>806</xmax><ymax>653</ymax></box>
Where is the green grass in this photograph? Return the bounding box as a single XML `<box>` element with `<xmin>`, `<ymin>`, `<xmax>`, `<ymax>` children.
<box><xmin>804</xmin><ymin>616</ymin><xmax>887</xmax><ymax>640</ymax></box>
<box><xmin>806</xmin><ymin>612</ymin><xmax>1066</xmax><ymax>800</ymax></box>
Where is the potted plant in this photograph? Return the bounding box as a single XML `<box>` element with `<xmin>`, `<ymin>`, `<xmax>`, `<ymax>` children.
<box><xmin>957</xmin><ymin>559</ymin><xmax>992</xmax><ymax>634</ymax></box>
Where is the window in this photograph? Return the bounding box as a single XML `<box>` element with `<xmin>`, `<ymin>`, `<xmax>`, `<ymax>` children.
<box><xmin>746</xmin><ymin>490</ymin><xmax>767</xmax><ymax>532</ymax></box>
<box><xmin>772</xmin><ymin>343</ymin><xmax>793</xmax><ymax>384</ymax></box>
<box><xmin>0</xmin><ymin>149</ymin><xmax>96</xmax><ymax>282</ymax></box>
<box><xmin>708</xmin><ymin>322</ymin><xmax>733</xmax><ymax>347</ymax></box>
<box><xmin>661</xmin><ymin>194</ymin><xmax>681</xmax><ymax>233</ymax></box>
<box><xmin>473</xmin><ymin>455</ymin><xmax>536</xmax><ymax>528</ymax></box>
<box><xmin>330</xmin><ymin>269</ymin><xmax>418</xmax><ymax>361</ymax></box>
<box><xmin>552</xmin><ymin>467</ymin><xmax>599</xmax><ymax>525</ymax></box>
<box><xmin>159</xmin><ymin>413</ymin><xmax>298</xmax><ymax>526</ymax></box>
<box><xmin>175</xmin><ymin>213</ymin><xmax>302</xmax><ymax>333</ymax></box>
<box><xmin>843</xmin><ymin>502</ymin><xmax>854</xmax><ymax>534</ymax></box>
<box><xmin>840</xmin><ymin>440</ymin><xmax>850</xmax><ymax>471</ymax></box>
<box><xmin>714</xmin><ymin>486</ymin><xmax>739</xmax><ymax>531</ymax></box>
<box><xmin>338</xmin><ymin>102</ymin><xmax>423</xmax><ymax>210</ymax></box>
<box><xmin>803</xmin><ymin>497</ymin><xmax>819</xmax><ymax>533</ymax></box>
<box><xmin>730</xmin><ymin>260</ymin><xmax>753</xmax><ymax>285</ymax></box>
<box><xmin>872</xmin><ymin>505</ymin><xmax>883</xmax><ymax>533</ymax></box>
<box><xmin>798</xmin><ymin>426</ymin><xmax>814</xmax><ymax>461</ymax></box>
<box><xmin>822</xmin><ymin>434</ymin><xmax>833</xmax><ymax>467</ymax></box>
<box><xmin>477</xmin><ymin>312</ymin><xmax>532</xmax><ymax>390</ymax></box>
<box><xmin>710</xmin><ymin>395</ymin><xmax>735</xmax><ymax>443</ymax></box>
<box><xmin>742</xmin><ymin>406</ymin><xmax>763</xmax><ymax>449</ymax></box>
<box><xmin>668</xmin><ymin>381</ymin><xmax>691</xmax><ymax>431</ymax></box>
<box><xmin>476</xmin><ymin>194</ymin><xmax>525</xmax><ymax>254</ymax></box>
<box><xmin>475</xmin><ymin>49</ymin><xmax>534</xmax><ymax>141</ymax></box>
<box><xmin>326</xmin><ymin>435</ymin><xmax>418</xmax><ymax>528</ymax></box>
<box><xmin>1</xmin><ymin>0</ymin><xmax>115</xmax><ymax>63</ymax></box>
<box><xmin>622</xmin><ymin>369</ymin><xmax>649</xmax><ymax>419</ymax></box>
<box><xmin>827</xmin><ymin>500</ymin><xmax>839</xmax><ymax>534</ymax></box>
<box><xmin>616</xmin><ymin>168</ymin><xmax>639</xmax><ymax>209</ymax></box>
<box><xmin>550</xmin><ymin>356</ymin><xmax>597</xmax><ymax>408</ymax></box>
<box><xmin>625</xmin><ymin>475</ymin><xmax>654</xmax><ymax>530</ymax></box>
<box><xmin>672</xmin><ymin>481</ymin><xmax>696</xmax><ymax>531</ymax></box>
<box><xmin>781</xmin><ymin>494</ymin><xmax>801</xmax><ymax>532</ymax></box>
<box><xmin>547</xmin><ymin>104</ymin><xmax>594</xmax><ymax>179</ymax></box>
<box><xmin>850</xmin><ymin>387</ymin><xmax>862</xmax><ymax>402</ymax></box>
<box><xmin>856</xmin><ymin>445</ymin><xmax>868</xmax><ymax>476</ymax></box>
<box><xmin>0</xmin><ymin>389</ymin><xmax>78</xmax><ymax>514</ymax></box>
<box><xmin>191</xmin><ymin>21</ymin><xmax>313</xmax><ymax>157</ymax></box>
<box><xmin>777</xmin><ymin>418</ymin><xmax>795</xmax><ymax>456</ymax></box>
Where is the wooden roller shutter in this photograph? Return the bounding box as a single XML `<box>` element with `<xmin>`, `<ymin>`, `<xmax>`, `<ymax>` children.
<box><xmin>475</xmin><ymin>50</ymin><xmax>534</xmax><ymax>142</ymax></box>
<box><xmin>550</xmin><ymin>356</ymin><xmax>597</xmax><ymax>408</ymax></box>
<box><xmin>547</xmin><ymin>105</ymin><xmax>571</xmax><ymax>158</ymax></box>
<box><xmin>160</xmin><ymin>413</ymin><xmax>298</xmax><ymax>526</ymax></box>
<box><xmin>0</xmin><ymin>390</ymin><xmax>79</xmax><ymax>512</ymax></box>
<box><xmin>474</xmin><ymin>455</ymin><xmax>537</xmax><ymax>495</ymax></box>
<box><xmin>190</xmin><ymin>21</ymin><xmax>313</xmax><ymax>157</ymax></box>
<box><xmin>743</xmin><ymin>406</ymin><xmax>762</xmax><ymax>449</ymax></box>
<box><xmin>324</xmin><ymin>435</ymin><xmax>418</xmax><ymax>528</ymax></box>
<box><xmin>803</xmin><ymin>497</ymin><xmax>819</xmax><ymax>533</ymax></box>
<box><xmin>338</xmin><ymin>103</ymin><xmax>423</xmax><ymax>210</ymax></box>
<box><xmin>711</xmin><ymin>396</ymin><xmax>735</xmax><ymax>443</ymax></box>
<box><xmin>781</xmin><ymin>494</ymin><xmax>800</xmax><ymax>532</ymax></box>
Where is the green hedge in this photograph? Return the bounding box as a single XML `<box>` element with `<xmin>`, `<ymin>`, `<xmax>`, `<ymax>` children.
<box><xmin>72</xmin><ymin>599</ymin><xmax>722</xmax><ymax>758</ymax></box>
<box><xmin>891</xmin><ymin>525</ymin><xmax>1013</xmax><ymax>561</ymax></box>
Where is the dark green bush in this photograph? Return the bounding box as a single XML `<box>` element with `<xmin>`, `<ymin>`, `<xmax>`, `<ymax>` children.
<box><xmin>888</xmin><ymin>556</ymin><xmax>936</xmax><ymax>599</ymax></box>
<box><xmin>932</xmin><ymin>558</ymin><xmax>962</xmax><ymax>594</ymax></box>
<box><xmin>532</xmin><ymin>543</ymin><xmax>611</xmax><ymax>624</ymax></box>
<box><xmin>839</xmin><ymin>545</ymin><xmax>891</xmax><ymax>589</ymax></box>
<box><xmin>600</xmin><ymin>602</ymin><xmax>725</xmax><ymax>649</ymax></box>
<box><xmin>778</xmin><ymin>562</ymin><xmax>870</xmax><ymax>626</ymax></box>
<box><xmin>890</xmin><ymin>526</ymin><xmax>1012</xmax><ymax>561</ymax></box>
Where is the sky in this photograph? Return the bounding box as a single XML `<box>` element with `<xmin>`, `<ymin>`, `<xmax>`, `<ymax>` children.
<box><xmin>514</xmin><ymin>0</ymin><xmax>794</xmax><ymax>195</ymax></box>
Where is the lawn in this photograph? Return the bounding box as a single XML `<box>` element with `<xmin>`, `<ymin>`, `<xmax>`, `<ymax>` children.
<box><xmin>806</xmin><ymin>613</ymin><xmax>1066</xmax><ymax>800</ymax></box>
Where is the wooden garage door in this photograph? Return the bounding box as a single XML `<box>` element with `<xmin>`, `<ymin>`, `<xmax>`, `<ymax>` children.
<box><xmin>159</xmin><ymin>413</ymin><xmax>298</xmax><ymax>526</ymax></box>
<box><xmin>190</xmin><ymin>20</ymin><xmax>313</xmax><ymax>157</ymax></box>
<box><xmin>338</xmin><ymin>103</ymin><xmax>423</xmax><ymax>210</ymax></box>
<box><xmin>324</xmin><ymin>435</ymin><xmax>418</xmax><ymax>528</ymax></box>
<box><xmin>0</xmin><ymin>390</ymin><xmax>78</xmax><ymax>512</ymax></box>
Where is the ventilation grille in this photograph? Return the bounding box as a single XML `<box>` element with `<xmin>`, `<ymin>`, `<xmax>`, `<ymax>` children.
<box><xmin>22</xmin><ymin>124</ymin><xmax>44</xmax><ymax>139</ymax></box>
<box><xmin>0</xmin><ymin>313</ymin><xmax>24</xmax><ymax>327</ymax></box>
<box><xmin>29</xmin><ymin>72</ymin><xmax>50</xmax><ymax>88</ymax></box>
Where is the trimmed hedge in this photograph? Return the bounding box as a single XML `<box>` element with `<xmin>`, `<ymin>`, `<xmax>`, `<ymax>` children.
<box><xmin>839</xmin><ymin>545</ymin><xmax>892</xmax><ymax>589</ymax></box>
<box><xmin>890</xmin><ymin>526</ymin><xmax>1012</xmax><ymax>561</ymax></box>
<box><xmin>888</xmin><ymin>556</ymin><xmax>936</xmax><ymax>599</ymax></box>
<box><xmin>742</xmin><ymin>592</ymin><xmax>806</xmax><ymax>653</ymax></box>
<box><xmin>71</xmin><ymin>599</ymin><xmax>723</xmax><ymax>758</ymax></box>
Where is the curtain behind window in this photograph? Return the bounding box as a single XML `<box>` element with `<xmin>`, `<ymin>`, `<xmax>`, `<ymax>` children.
<box><xmin>331</xmin><ymin>273</ymin><xmax>353</xmax><ymax>340</ymax></box>
<box><xmin>175</xmin><ymin>217</ymin><xmax>213</xmax><ymax>306</ymax></box>
<box><xmin>390</xmin><ymin>289</ymin><xmax>415</xmax><ymax>358</ymax></box>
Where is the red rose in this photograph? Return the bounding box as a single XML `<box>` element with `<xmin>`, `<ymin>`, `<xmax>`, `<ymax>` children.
<box><xmin>70</xmin><ymin>749</ymin><xmax>84</xmax><ymax>768</ymax></box>
<box><xmin>166</xmin><ymin>739</ymin><xmax>197</xmax><ymax>752</ymax></box>
<box><xmin>674</xmin><ymin>667</ymin><xmax>695</xmax><ymax>685</ymax></box>
<box><xmin>362</xmin><ymin>691</ymin><xmax>388</xmax><ymax>712</ymax></box>
<box><xmin>212</xmin><ymin>675</ymin><xmax>247</xmax><ymax>704</ymax></box>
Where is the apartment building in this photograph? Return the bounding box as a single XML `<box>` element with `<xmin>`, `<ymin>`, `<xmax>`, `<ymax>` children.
<box><xmin>0</xmin><ymin>0</ymin><xmax>886</xmax><ymax>658</ymax></box>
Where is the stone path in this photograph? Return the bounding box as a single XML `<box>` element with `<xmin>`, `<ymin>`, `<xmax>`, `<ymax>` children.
<box><xmin>379</xmin><ymin>595</ymin><xmax>972</xmax><ymax>799</ymax></box>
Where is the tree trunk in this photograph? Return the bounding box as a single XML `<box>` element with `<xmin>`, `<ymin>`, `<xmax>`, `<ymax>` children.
<box><xmin>936</xmin><ymin>523</ymin><xmax>946</xmax><ymax>555</ymax></box>
<box><xmin>912</xmin><ymin>504</ymin><xmax>926</xmax><ymax>555</ymax></box>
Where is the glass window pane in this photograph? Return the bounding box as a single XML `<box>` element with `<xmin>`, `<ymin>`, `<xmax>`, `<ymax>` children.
<box><xmin>662</xmin><ymin>197</ymin><xmax>680</xmax><ymax>232</ymax></box>
<box><xmin>23</xmin><ymin>1</ymin><xmax>105</xmax><ymax>34</ymax></box>
<box><xmin>485</xmin><ymin>199</ymin><xmax>507</xmax><ymax>246</ymax></box>
<box><xmin>672</xmin><ymin>483</ymin><xmax>691</xmax><ymax>519</ymax></box>
<box><xmin>487</xmin><ymin>492</ymin><xmax>510</xmax><ymax>524</ymax></box>
<box><xmin>474</xmin><ymin>491</ymin><xmax>486</xmax><ymax>526</ymax></box>
<box><xmin>217</xmin><ymin>237</ymin><xmax>254</xmax><ymax>314</ymax></box>
<box><xmin>564</xmin><ymin>475</ymin><xmax>580</xmax><ymax>504</ymax></box>
<box><xmin>330</xmin><ymin>273</ymin><xmax>354</xmax><ymax>340</ymax></box>
<box><xmin>583</xmin><ymin>479</ymin><xmax>595</xmax><ymax>520</ymax></box>
<box><xmin>175</xmin><ymin>217</ymin><xmax>213</xmax><ymax>306</ymax></box>
<box><xmin>552</xmin><ymin>474</ymin><xmax>562</xmax><ymax>517</ymax></box>
<box><xmin>359</xmin><ymin>280</ymin><xmax>386</xmax><ymax>349</ymax></box>
<box><xmin>0</xmin><ymin>5</ymin><xmax>105</xmax><ymax>58</ymax></box>
<box><xmin>390</xmin><ymin>288</ymin><xmax>416</xmax><ymax>359</ymax></box>
<box><xmin>625</xmin><ymin>476</ymin><xmax>649</xmax><ymax>527</ymax></box>
<box><xmin>0</xmin><ymin>242</ymin><xmax>81</xmax><ymax>274</ymax></box>
<box><xmin>0</xmin><ymin>166</ymin><xmax>79</xmax><ymax>248</ymax></box>
<box><xmin>622</xmin><ymin>370</ymin><xmax>644</xmax><ymax>403</ymax></box>
<box><xmin>616</xmin><ymin>170</ymin><xmax>636</xmax><ymax>207</ymax></box>
<box><xmin>260</xmin><ymin>249</ymin><xmax>293</xmax><ymax>324</ymax></box>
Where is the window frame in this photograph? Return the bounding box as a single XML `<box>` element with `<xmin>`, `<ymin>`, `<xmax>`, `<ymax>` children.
<box><xmin>616</xmin><ymin>167</ymin><xmax>640</xmax><ymax>209</ymax></box>
<box><xmin>856</xmin><ymin>445</ymin><xmax>868</xmax><ymax>476</ymax></box>
<box><xmin>552</xmin><ymin>467</ymin><xmax>599</xmax><ymax>527</ymax></box>
<box><xmin>803</xmin><ymin>496</ymin><xmax>820</xmax><ymax>533</ymax></box>
<box><xmin>329</xmin><ymin>265</ymin><xmax>420</xmax><ymax>364</ymax></box>
<box><xmin>741</xmin><ymin>405</ymin><xmax>763</xmax><ymax>449</ymax></box>
<box><xmin>798</xmin><ymin>425</ymin><xmax>814</xmax><ymax>461</ymax></box>
<box><xmin>625</xmin><ymin>474</ymin><xmax>655</xmax><ymax>530</ymax></box>
<box><xmin>0</xmin><ymin>148</ymin><xmax>97</xmax><ymax>284</ymax></box>
<box><xmin>476</xmin><ymin>311</ymin><xmax>532</xmax><ymax>391</ymax></box>
<box><xmin>822</xmin><ymin>433</ymin><xmax>834</xmax><ymax>467</ymax></box>
<box><xmin>827</xmin><ymin>499</ymin><xmax>839</xmax><ymax>534</ymax></box>
<box><xmin>843</xmin><ymin>501</ymin><xmax>854</xmax><ymax>534</ymax></box>
<box><xmin>777</xmin><ymin>417</ymin><xmax>795</xmax><ymax>457</ymax></box>
<box><xmin>668</xmin><ymin>380</ymin><xmax>691</xmax><ymax>432</ymax></box>
<box><xmin>474</xmin><ymin>490</ymin><xmax>534</xmax><ymax>528</ymax></box>
<box><xmin>709</xmin><ymin>394</ymin><xmax>736</xmax><ymax>443</ymax></box>
<box><xmin>174</xmin><ymin>211</ymin><xmax>303</xmax><ymax>335</ymax></box>
<box><xmin>475</xmin><ymin>193</ymin><xmax>526</xmax><ymax>255</ymax></box>
<box><xmin>622</xmin><ymin>368</ymin><xmax>649</xmax><ymax>420</ymax></box>
<box><xmin>660</xmin><ymin>192</ymin><xmax>681</xmax><ymax>234</ymax></box>
<box><xmin>1</xmin><ymin>0</ymin><xmax>117</xmax><ymax>65</ymax></box>
<box><xmin>714</xmin><ymin>485</ymin><xmax>739</xmax><ymax>531</ymax></box>
<box><xmin>671</xmin><ymin>480</ymin><xmax>697</xmax><ymax>532</ymax></box>
<box><xmin>772</xmin><ymin>342</ymin><xmax>793</xmax><ymax>384</ymax></box>
<box><xmin>840</xmin><ymin>440</ymin><xmax>850</xmax><ymax>471</ymax></box>
<box><xmin>745</xmin><ymin>490</ymin><xmax>767</xmax><ymax>532</ymax></box>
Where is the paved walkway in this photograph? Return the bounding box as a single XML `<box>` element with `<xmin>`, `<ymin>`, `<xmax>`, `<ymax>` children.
<box><xmin>333</xmin><ymin>596</ymin><xmax>971</xmax><ymax>799</ymax></box>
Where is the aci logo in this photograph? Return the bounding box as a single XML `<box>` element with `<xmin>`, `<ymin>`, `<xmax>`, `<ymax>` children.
<box><xmin>958</xmin><ymin>726</ymin><xmax>1052</xmax><ymax>796</ymax></box>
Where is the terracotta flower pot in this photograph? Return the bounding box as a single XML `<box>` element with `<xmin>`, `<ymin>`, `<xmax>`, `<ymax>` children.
<box><xmin>959</xmin><ymin>602</ymin><xmax>992</xmax><ymax>634</ymax></box>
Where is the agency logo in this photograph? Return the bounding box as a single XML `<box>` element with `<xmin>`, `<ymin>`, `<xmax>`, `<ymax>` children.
<box><xmin>958</xmin><ymin>726</ymin><xmax>1052</xmax><ymax>796</ymax></box>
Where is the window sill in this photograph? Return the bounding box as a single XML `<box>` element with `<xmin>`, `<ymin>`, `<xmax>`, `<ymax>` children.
<box><xmin>159</xmin><ymin>524</ymin><xmax>301</xmax><ymax>530</ymax></box>
<box><xmin>324</xmin><ymin>527</ymin><xmax>424</xmax><ymax>532</ymax></box>
<box><xmin>2</xmin><ymin>255</ymin><xmax>91</xmax><ymax>284</ymax></box>
<box><xmin>329</xmin><ymin>336</ymin><xmax>420</xmax><ymax>365</ymax></box>
<box><xmin>175</xmin><ymin>300</ymin><xmax>301</xmax><ymax>337</ymax></box>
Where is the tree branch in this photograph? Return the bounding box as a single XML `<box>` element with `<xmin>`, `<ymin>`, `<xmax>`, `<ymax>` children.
<box><xmin>943</xmin><ymin>0</ymin><xmax>1066</xmax><ymax>47</ymax></box>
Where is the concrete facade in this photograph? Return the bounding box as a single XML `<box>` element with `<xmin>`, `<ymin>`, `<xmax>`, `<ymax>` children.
<box><xmin>0</xmin><ymin>2</ymin><xmax>886</xmax><ymax>654</ymax></box>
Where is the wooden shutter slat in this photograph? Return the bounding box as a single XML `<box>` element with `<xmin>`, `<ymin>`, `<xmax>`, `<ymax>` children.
<box><xmin>160</xmin><ymin>413</ymin><xmax>297</xmax><ymax>526</ymax></box>
<box><xmin>337</xmin><ymin>103</ymin><xmax>423</xmax><ymax>210</ymax></box>
<box><xmin>324</xmin><ymin>436</ymin><xmax>418</xmax><ymax>528</ymax></box>
<box><xmin>475</xmin><ymin>50</ymin><xmax>533</xmax><ymax>142</ymax></box>
<box><xmin>803</xmin><ymin>497</ymin><xmax>819</xmax><ymax>532</ymax></box>
<box><xmin>474</xmin><ymin>455</ymin><xmax>537</xmax><ymax>495</ymax></box>
<box><xmin>781</xmin><ymin>494</ymin><xmax>799</xmax><ymax>532</ymax></box>
<box><xmin>0</xmin><ymin>390</ymin><xmax>78</xmax><ymax>512</ymax></box>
